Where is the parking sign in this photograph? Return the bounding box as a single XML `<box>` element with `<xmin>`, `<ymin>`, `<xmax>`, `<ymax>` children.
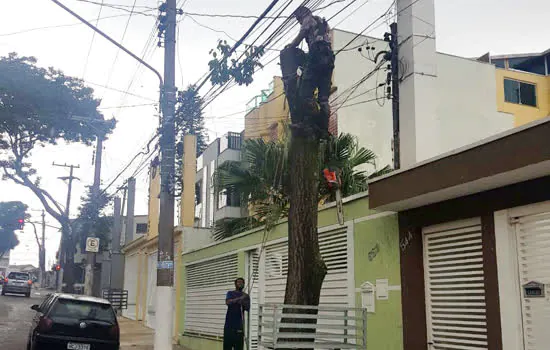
<box><xmin>85</xmin><ymin>237</ymin><xmax>100</xmax><ymax>253</ymax></box>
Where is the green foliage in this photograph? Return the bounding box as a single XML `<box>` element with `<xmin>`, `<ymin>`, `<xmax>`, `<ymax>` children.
<box><xmin>175</xmin><ymin>86</ymin><xmax>208</xmax><ymax>196</ymax></box>
<box><xmin>0</xmin><ymin>53</ymin><xmax>113</xmax><ymax>224</ymax></box>
<box><xmin>213</xmin><ymin>130</ymin><xmax>390</xmax><ymax>239</ymax></box>
<box><xmin>208</xmin><ymin>40</ymin><xmax>265</xmax><ymax>86</ymax></box>
<box><xmin>0</xmin><ymin>201</ymin><xmax>28</xmax><ymax>257</ymax></box>
<box><xmin>175</xmin><ymin>86</ymin><xmax>208</xmax><ymax>156</ymax></box>
<box><xmin>74</xmin><ymin>188</ymin><xmax>113</xmax><ymax>254</ymax></box>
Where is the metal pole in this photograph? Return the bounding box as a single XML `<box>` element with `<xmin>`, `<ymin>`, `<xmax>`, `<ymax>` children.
<box><xmin>390</xmin><ymin>22</ymin><xmax>400</xmax><ymax>170</ymax></box>
<box><xmin>155</xmin><ymin>0</ymin><xmax>177</xmax><ymax>348</ymax></box>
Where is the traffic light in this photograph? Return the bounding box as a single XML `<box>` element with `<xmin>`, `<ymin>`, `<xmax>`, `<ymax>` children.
<box><xmin>17</xmin><ymin>219</ymin><xmax>24</xmax><ymax>230</ymax></box>
<box><xmin>56</xmin><ymin>265</ymin><xmax>61</xmax><ymax>271</ymax></box>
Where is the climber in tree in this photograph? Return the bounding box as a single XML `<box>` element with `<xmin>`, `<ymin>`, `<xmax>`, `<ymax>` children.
<box><xmin>287</xmin><ymin>5</ymin><xmax>335</xmax><ymax>134</ymax></box>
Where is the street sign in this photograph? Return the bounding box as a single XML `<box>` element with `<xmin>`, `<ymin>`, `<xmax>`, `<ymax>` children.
<box><xmin>85</xmin><ymin>237</ymin><xmax>100</xmax><ymax>253</ymax></box>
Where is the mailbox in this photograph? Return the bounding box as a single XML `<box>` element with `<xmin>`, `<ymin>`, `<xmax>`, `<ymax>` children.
<box><xmin>523</xmin><ymin>281</ymin><xmax>545</xmax><ymax>298</ymax></box>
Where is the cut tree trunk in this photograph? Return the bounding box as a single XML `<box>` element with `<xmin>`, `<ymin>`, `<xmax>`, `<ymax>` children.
<box><xmin>280</xmin><ymin>47</ymin><xmax>328</xmax><ymax>349</ymax></box>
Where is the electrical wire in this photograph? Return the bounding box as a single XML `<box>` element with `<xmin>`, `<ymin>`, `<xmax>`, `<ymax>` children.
<box><xmin>81</xmin><ymin>0</ymin><xmax>105</xmax><ymax>79</ymax></box>
<box><xmin>0</xmin><ymin>13</ymin><xmax>144</xmax><ymax>37</ymax></box>
<box><xmin>74</xmin><ymin>0</ymin><xmax>157</xmax><ymax>16</ymax></box>
<box><xmin>102</xmin><ymin>0</ymin><xmax>139</xmax><ymax>100</ymax></box>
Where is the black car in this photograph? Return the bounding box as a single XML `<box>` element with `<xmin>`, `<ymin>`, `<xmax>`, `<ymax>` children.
<box><xmin>27</xmin><ymin>293</ymin><xmax>120</xmax><ymax>350</ymax></box>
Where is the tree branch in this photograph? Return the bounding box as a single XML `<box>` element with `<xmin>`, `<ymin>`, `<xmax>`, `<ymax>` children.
<box><xmin>27</xmin><ymin>220</ymin><xmax>42</xmax><ymax>250</ymax></box>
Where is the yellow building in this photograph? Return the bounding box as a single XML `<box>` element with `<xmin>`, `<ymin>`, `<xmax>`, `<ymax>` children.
<box><xmin>244</xmin><ymin>77</ymin><xmax>289</xmax><ymax>140</ymax></box>
<box><xmin>121</xmin><ymin>136</ymin><xmax>196</xmax><ymax>342</ymax></box>
<box><xmin>489</xmin><ymin>49</ymin><xmax>550</xmax><ymax>126</ymax></box>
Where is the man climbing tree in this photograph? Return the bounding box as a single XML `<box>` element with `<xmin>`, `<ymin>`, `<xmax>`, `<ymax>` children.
<box><xmin>286</xmin><ymin>5</ymin><xmax>335</xmax><ymax>135</ymax></box>
<box><xmin>278</xmin><ymin>5</ymin><xmax>335</xmax><ymax>312</ymax></box>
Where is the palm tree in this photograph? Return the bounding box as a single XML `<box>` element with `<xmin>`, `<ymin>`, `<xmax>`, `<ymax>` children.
<box><xmin>213</xmin><ymin>131</ymin><xmax>390</xmax><ymax>240</ymax></box>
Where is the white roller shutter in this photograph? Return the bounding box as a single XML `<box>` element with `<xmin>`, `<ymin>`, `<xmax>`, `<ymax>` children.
<box><xmin>123</xmin><ymin>254</ymin><xmax>138</xmax><ymax>319</ymax></box>
<box><xmin>263</xmin><ymin>227</ymin><xmax>350</xmax><ymax>306</ymax></box>
<box><xmin>515</xmin><ymin>211</ymin><xmax>550</xmax><ymax>350</ymax></box>
<box><xmin>185</xmin><ymin>254</ymin><xmax>238</xmax><ymax>337</ymax></box>
<box><xmin>423</xmin><ymin>218</ymin><xmax>488</xmax><ymax>350</ymax></box>
<box><xmin>247</xmin><ymin>250</ymin><xmax>260</xmax><ymax>350</ymax></box>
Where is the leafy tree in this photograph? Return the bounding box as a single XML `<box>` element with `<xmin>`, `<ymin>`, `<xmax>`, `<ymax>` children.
<box><xmin>0</xmin><ymin>53</ymin><xmax>114</xmax><ymax>291</ymax></box>
<box><xmin>208</xmin><ymin>40</ymin><xmax>265</xmax><ymax>86</ymax></box>
<box><xmin>74</xmin><ymin>188</ymin><xmax>113</xmax><ymax>255</ymax></box>
<box><xmin>213</xmin><ymin>131</ymin><xmax>390</xmax><ymax>239</ymax></box>
<box><xmin>0</xmin><ymin>201</ymin><xmax>28</xmax><ymax>259</ymax></box>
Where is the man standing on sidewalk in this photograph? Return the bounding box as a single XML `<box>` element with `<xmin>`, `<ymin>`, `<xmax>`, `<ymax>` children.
<box><xmin>224</xmin><ymin>277</ymin><xmax>250</xmax><ymax>350</ymax></box>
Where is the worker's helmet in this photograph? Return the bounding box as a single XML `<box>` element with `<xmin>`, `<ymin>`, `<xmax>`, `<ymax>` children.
<box><xmin>293</xmin><ymin>6</ymin><xmax>312</xmax><ymax>20</ymax></box>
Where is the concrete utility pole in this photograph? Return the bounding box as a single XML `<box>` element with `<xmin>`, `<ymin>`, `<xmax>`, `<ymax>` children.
<box><xmin>85</xmin><ymin>135</ymin><xmax>104</xmax><ymax>296</ymax></box>
<box><xmin>389</xmin><ymin>22</ymin><xmax>400</xmax><ymax>170</ymax></box>
<box><xmin>156</xmin><ymin>0</ymin><xmax>177</xmax><ymax>348</ymax></box>
<box><xmin>53</xmin><ymin>162</ymin><xmax>80</xmax><ymax>292</ymax></box>
<box><xmin>125</xmin><ymin>178</ymin><xmax>136</xmax><ymax>246</ymax></box>
<box><xmin>110</xmin><ymin>197</ymin><xmax>124</xmax><ymax>290</ymax></box>
<box><xmin>40</xmin><ymin>210</ymin><xmax>46</xmax><ymax>286</ymax></box>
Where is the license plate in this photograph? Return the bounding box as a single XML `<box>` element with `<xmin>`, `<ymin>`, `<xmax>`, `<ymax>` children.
<box><xmin>67</xmin><ymin>343</ymin><xmax>90</xmax><ymax>350</ymax></box>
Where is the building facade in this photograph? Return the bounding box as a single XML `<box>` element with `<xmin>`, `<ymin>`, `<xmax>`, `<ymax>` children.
<box><xmin>195</xmin><ymin>132</ymin><xmax>244</xmax><ymax>229</ymax></box>
<box><xmin>369</xmin><ymin>117</ymin><xmax>550</xmax><ymax>350</ymax></box>
<box><xmin>178</xmin><ymin>194</ymin><xmax>403</xmax><ymax>350</ymax></box>
<box><xmin>487</xmin><ymin>49</ymin><xmax>550</xmax><ymax>127</ymax></box>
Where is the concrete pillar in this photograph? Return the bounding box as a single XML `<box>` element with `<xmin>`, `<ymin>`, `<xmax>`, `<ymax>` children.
<box><xmin>125</xmin><ymin>178</ymin><xmax>136</xmax><ymax>244</ymax></box>
<box><xmin>397</xmin><ymin>0</ymin><xmax>438</xmax><ymax>167</ymax></box>
<box><xmin>110</xmin><ymin>197</ymin><xmax>125</xmax><ymax>289</ymax></box>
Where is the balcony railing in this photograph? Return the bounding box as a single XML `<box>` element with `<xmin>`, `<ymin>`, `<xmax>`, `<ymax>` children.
<box><xmin>258</xmin><ymin>304</ymin><xmax>367</xmax><ymax>349</ymax></box>
<box><xmin>219</xmin><ymin>132</ymin><xmax>242</xmax><ymax>153</ymax></box>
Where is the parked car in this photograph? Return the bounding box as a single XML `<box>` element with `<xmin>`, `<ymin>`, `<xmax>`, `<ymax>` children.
<box><xmin>1</xmin><ymin>271</ymin><xmax>32</xmax><ymax>297</ymax></box>
<box><xmin>27</xmin><ymin>293</ymin><xmax>120</xmax><ymax>350</ymax></box>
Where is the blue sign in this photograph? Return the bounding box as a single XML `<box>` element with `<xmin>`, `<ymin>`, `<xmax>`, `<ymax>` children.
<box><xmin>157</xmin><ymin>260</ymin><xmax>174</xmax><ymax>270</ymax></box>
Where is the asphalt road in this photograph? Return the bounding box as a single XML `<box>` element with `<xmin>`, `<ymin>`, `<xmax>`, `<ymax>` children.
<box><xmin>0</xmin><ymin>286</ymin><xmax>46</xmax><ymax>350</ymax></box>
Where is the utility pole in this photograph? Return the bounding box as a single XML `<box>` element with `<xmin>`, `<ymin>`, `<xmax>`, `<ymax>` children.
<box><xmin>54</xmin><ymin>162</ymin><xmax>80</xmax><ymax>293</ymax></box>
<box><xmin>156</xmin><ymin>0</ymin><xmax>177</xmax><ymax>348</ymax></box>
<box><xmin>110</xmin><ymin>197</ymin><xmax>124</xmax><ymax>291</ymax></box>
<box><xmin>85</xmin><ymin>135</ymin><xmax>103</xmax><ymax>296</ymax></box>
<box><xmin>389</xmin><ymin>22</ymin><xmax>400</xmax><ymax>170</ymax></box>
<box><xmin>40</xmin><ymin>210</ymin><xmax>46</xmax><ymax>286</ymax></box>
<box><xmin>125</xmin><ymin>178</ymin><xmax>136</xmax><ymax>246</ymax></box>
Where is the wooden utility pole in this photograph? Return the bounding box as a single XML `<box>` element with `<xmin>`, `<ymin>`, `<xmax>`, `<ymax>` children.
<box><xmin>54</xmin><ymin>162</ymin><xmax>80</xmax><ymax>293</ymax></box>
<box><xmin>156</xmin><ymin>0</ymin><xmax>177</xmax><ymax>348</ymax></box>
<box><xmin>389</xmin><ymin>22</ymin><xmax>400</xmax><ymax>169</ymax></box>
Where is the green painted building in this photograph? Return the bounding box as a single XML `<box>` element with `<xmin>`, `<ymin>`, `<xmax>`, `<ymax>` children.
<box><xmin>177</xmin><ymin>193</ymin><xmax>403</xmax><ymax>350</ymax></box>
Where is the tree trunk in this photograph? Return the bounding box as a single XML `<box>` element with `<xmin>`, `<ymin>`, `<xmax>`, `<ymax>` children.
<box><xmin>280</xmin><ymin>47</ymin><xmax>328</xmax><ymax>349</ymax></box>
<box><xmin>284</xmin><ymin>132</ymin><xmax>327</xmax><ymax>305</ymax></box>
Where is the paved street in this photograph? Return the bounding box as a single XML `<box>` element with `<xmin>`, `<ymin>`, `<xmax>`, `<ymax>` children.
<box><xmin>0</xmin><ymin>286</ymin><xmax>45</xmax><ymax>350</ymax></box>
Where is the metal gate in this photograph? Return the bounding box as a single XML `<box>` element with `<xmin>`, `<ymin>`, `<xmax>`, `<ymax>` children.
<box><xmin>514</xmin><ymin>210</ymin><xmax>550</xmax><ymax>350</ymax></box>
<box><xmin>423</xmin><ymin>218</ymin><xmax>489</xmax><ymax>349</ymax></box>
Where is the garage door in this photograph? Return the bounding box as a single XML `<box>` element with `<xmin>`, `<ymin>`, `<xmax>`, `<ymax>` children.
<box><xmin>263</xmin><ymin>227</ymin><xmax>350</xmax><ymax>306</ymax></box>
<box><xmin>184</xmin><ymin>254</ymin><xmax>239</xmax><ymax>337</ymax></box>
<box><xmin>423</xmin><ymin>218</ymin><xmax>488</xmax><ymax>350</ymax></box>
<box><xmin>123</xmin><ymin>254</ymin><xmax>138</xmax><ymax>319</ymax></box>
<box><xmin>515</xmin><ymin>211</ymin><xmax>550</xmax><ymax>350</ymax></box>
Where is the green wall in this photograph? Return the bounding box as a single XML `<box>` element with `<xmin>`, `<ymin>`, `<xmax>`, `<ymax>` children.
<box><xmin>178</xmin><ymin>194</ymin><xmax>403</xmax><ymax>350</ymax></box>
<box><xmin>354</xmin><ymin>214</ymin><xmax>403</xmax><ymax>350</ymax></box>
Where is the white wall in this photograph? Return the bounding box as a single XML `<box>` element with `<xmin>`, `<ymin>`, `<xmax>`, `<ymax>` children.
<box><xmin>435</xmin><ymin>53</ymin><xmax>513</xmax><ymax>156</ymax></box>
<box><xmin>121</xmin><ymin>215</ymin><xmax>148</xmax><ymax>246</ymax></box>
<box><xmin>331</xmin><ymin>30</ymin><xmax>514</xmax><ymax>171</ymax></box>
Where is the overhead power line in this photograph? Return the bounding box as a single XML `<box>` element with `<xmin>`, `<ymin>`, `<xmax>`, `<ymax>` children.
<box><xmin>81</xmin><ymin>0</ymin><xmax>105</xmax><ymax>79</ymax></box>
<box><xmin>0</xmin><ymin>13</ymin><xmax>137</xmax><ymax>37</ymax></box>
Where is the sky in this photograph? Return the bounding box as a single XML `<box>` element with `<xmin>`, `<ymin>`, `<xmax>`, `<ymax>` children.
<box><xmin>0</xmin><ymin>0</ymin><xmax>548</xmax><ymax>266</ymax></box>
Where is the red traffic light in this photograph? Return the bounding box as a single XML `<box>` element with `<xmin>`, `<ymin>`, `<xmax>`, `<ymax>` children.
<box><xmin>55</xmin><ymin>265</ymin><xmax>61</xmax><ymax>271</ymax></box>
<box><xmin>18</xmin><ymin>219</ymin><xmax>24</xmax><ymax>223</ymax></box>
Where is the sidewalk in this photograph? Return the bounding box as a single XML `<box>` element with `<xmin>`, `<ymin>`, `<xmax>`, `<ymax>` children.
<box><xmin>118</xmin><ymin>317</ymin><xmax>190</xmax><ymax>350</ymax></box>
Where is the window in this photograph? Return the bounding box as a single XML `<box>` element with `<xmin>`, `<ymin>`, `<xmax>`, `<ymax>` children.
<box><xmin>218</xmin><ymin>190</ymin><xmax>227</xmax><ymax>209</ymax></box>
<box><xmin>50</xmin><ymin>299</ymin><xmax>116</xmax><ymax>323</ymax></box>
<box><xmin>491</xmin><ymin>58</ymin><xmax>505</xmax><ymax>69</ymax></box>
<box><xmin>7</xmin><ymin>272</ymin><xmax>29</xmax><ymax>280</ymax></box>
<box><xmin>195</xmin><ymin>182</ymin><xmax>202</xmax><ymax>204</ymax></box>
<box><xmin>218</xmin><ymin>188</ymin><xmax>241</xmax><ymax>209</ymax></box>
<box><xmin>504</xmin><ymin>79</ymin><xmax>537</xmax><ymax>107</ymax></box>
<box><xmin>510</xmin><ymin>56</ymin><xmax>546</xmax><ymax>75</ymax></box>
<box><xmin>135</xmin><ymin>223</ymin><xmax>148</xmax><ymax>234</ymax></box>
